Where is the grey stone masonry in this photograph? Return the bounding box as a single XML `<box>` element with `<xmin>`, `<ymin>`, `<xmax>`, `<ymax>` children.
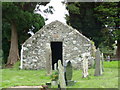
<box><xmin>21</xmin><ymin>20</ymin><xmax>96</xmax><ymax>70</ymax></box>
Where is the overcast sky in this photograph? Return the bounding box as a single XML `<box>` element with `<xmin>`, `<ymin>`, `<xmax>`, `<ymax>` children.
<box><xmin>34</xmin><ymin>0</ymin><xmax>69</xmax><ymax>25</ymax></box>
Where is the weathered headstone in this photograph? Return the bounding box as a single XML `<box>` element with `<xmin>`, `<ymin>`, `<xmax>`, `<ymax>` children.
<box><xmin>107</xmin><ymin>55</ymin><xmax>110</xmax><ymax>62</ymax></box>
<box><xmin>46</xmin><ymin>43</ymin><xmax>52</xmax><ymax>75</ymax></box>
<box><xmin>51</xmin><ymin>80</ymin><xmax>58</xmax><ymax>86</ymax></box>
<box><xmin>54</xmin><ymin>63</ymin><xmax>57</xmax><ymax>71</ymax></box>
<box><xmin>58</xmin><ymin>60</ymin><xmax>66</xmax><ymax>88</ymax></box>
<box><xmin>101</xmin><ymin>53</ymin><xmax>104</xmax><ymax>72</ymax></box>
<box><xmin>66</xmin><ymin>61</ymin><xmax>72</xmax><ymax>81</ymax></box>
<box><xmin>82</xmin><ymin>53</ymin><xmax>89</xmax><ymax>78</ymax></box>
<box><xmin>94</xmin><ymin>48</ymin><xmax>103</xmax><ymax>76</ymax></box>
<box><xmin>88</xmin><ymin>57</ymin><xmax>95</xmax><ymax>69</ymax></box>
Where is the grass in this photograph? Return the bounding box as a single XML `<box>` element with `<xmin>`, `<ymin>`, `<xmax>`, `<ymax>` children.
<box><xmin>1</xmin><ymin>61</ymin><xmax>119</xmax><ymax>88</ymax></box>
<box><xmin>2</xmin><ymin>69</ymin><xmax>51</xmax><ymax>88</ymax></box>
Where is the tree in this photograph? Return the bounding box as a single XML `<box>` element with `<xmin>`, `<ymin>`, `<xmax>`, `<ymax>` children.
<box><xmin>67</xmin><ymin>2</ymin><xmax>103</xmax><ymax>47</ymax></box>
<box><xmin>67</xmin><ymin>2</ymin><xmax>120</xmax><ymax>59</ymax></box>
<box><xmin>94</xmin><ymin>2</ymin><xmax>120</xmax><ymax>60</ymax></box>
<box><xmin>2</xmin><ymin>2</ymin><xmax>45</xmax><ymax>67</ymax></box>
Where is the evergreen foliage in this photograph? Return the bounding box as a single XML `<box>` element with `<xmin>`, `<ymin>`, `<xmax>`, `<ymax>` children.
<box><xmin>2</xmin><ymin>2</ymin><xmax>45</xmax><ymax>65</ymax></box>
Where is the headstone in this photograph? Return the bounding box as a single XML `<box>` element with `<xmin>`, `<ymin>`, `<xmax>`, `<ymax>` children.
<box><xmin>88</xmin><ymin>57</ymin><xmax>95</xmax><ymax>69</ymax></box>
<box><xmin>107</xmin><ymin>55</ymin><xmax>110</xmax><ymax>62</ymax></box>
<box><xmin>101</xmin><ymin>53</ymin><xmax>104</xmax><ymax>72</ymax></box>
<box><xmin>46</xmin><ymin>43</ymin><xmax>52</xmax><ymax>75</ymax></box>
<box><xmin>65</xmin><ymin>61</ymin><xmax>72</xmax><ymax>81</ymax></box>
<box><xmin>113</xmin><ymin>41</ymin><xmax>117</xmax><ymax>55</ymax></box>
<box><xmin>58</xmin><ymin>60</ymin><xmax>66</xmax><ymax>88</ymax></box>
<box><xmin>51</xmin><ymin>80</ymin><xmax>58</xmax><ymax>86</ymax></box>
<box><xmin>54</xmin><ymin>63</ymin><xmax>57</xmax><ymax>71</ymax></box>
<box><xmin>94</xmin><ymin>48</ymin><xmax>103</xmax><ymax>76</ymax></box>
<box><xmin>82</xmin><ymin>54</ymin><xmax>89</xmax><ymax>78</ymax></box>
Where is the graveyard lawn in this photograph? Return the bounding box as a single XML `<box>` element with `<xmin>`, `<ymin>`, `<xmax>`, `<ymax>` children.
<box><xmin>1</xmin><ymin>61</ymin><xmax>119</xmax><ymax>88</ymax></box>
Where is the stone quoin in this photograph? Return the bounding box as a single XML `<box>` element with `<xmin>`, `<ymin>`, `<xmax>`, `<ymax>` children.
<box><xmin>21</xmin><ymin>20</ymin><xmax>96</xmax><ymax>70</ymax></box>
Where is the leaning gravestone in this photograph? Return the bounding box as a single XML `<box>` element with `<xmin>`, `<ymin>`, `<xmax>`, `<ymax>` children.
<box><xmin>82</xmin><ymin>54</ymin><xmax>89</xmax><ymax>78</ymax></box>
<box><xmin>46</xmin><ymin>43</ymin><xmax>52</xmax><ymax>75</ymax></box>
<box><xmin>65</xmin><ymin>61</ymin><xmax>73</xmax><ymax>85</ymax></box>
<box><xmin>94</xmin><ymin>48</ymin><xmax>103</xmax><ymax>76</ymax></box>
<box><xmin>58</xmin><ymin>60</ymin><xmax>66</xmax><ymax>88</ymax></box>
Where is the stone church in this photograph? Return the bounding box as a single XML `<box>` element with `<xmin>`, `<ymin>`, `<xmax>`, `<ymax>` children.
<box><xmin>20</xmin><ymin>20</ymin><xmax>95</xmax><ymax>70</ymax></box>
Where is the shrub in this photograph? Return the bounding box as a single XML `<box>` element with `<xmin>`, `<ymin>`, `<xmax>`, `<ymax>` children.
<box><xmin>50</xmin><ymin>71</ymin><xmax>58</xmax><ymax>81</ymax></box>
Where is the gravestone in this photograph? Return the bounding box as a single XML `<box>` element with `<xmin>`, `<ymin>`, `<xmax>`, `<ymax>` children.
<box><xmin>66</xmin><ymin>61</ymin><xmax>72</xmax><ymax>81</ymax></box>
<box><xmin>46</xmin><ymin>43</ymin><xmax>52</xmax><ymax>75</ymax></box>
<box><xmin>101</xmin><ymin>53</ymin><xmax>104</xmax><ymax>72</ymax></box>
<box><xmin>107</xmin><ymin>55</ymin><xmax>110</xmax><ymax>62</ymax></box>
<box><xmin>94</xmin><ymin>48</ymin><xmax>103</xmax><ymax>76</ymax></box>
<box><xmin>54</xmin><ymin>63</ymin><xmax>57</xmax><ymax>70</ymax></box>
<box><xmin>88</xmin><ymin>57</ymin><xmax>95</xmax><ymax>69</ymax></box>
<box><xmin>58</xmin><ymin>60</ymin><xmax>66</xmax><ymax>88</ymax></box>
<box><xmin>65</xmin><ymin>61</ymin><xmax>73</xmax><ymax>86</ymax></box>
<box><xmin>82</xmin><ymin>54</ymin><xmax>89</xmax><ymax>78</ymax></box>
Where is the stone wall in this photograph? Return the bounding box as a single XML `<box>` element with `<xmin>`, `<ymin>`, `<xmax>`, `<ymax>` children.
<box><xmin>21</xmin><ymin>20</ymin><xmax>95</xmax><ymax>70</ymax></box>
